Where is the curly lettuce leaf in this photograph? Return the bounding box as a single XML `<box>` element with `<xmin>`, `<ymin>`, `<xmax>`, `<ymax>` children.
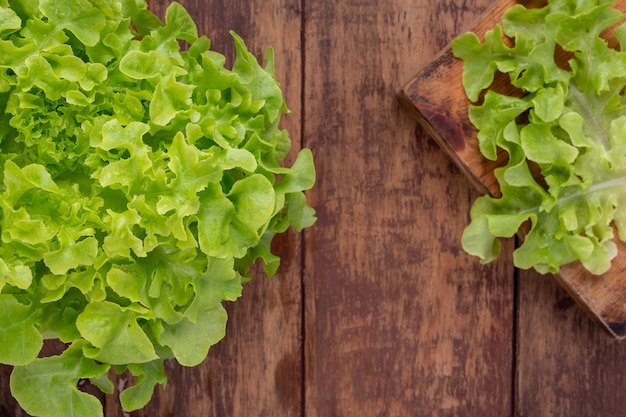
<box><xmin>118</xmin><ymin>360</ymin><xmax>167</xmax><ymax>412</ymax></box>
<box><xmin>10</xmin><ymin>342</ymin><xmax>110</xmax><ymax>417</ymax></box>
<box><xmin>0</xmin><ymin>296</ymin><xmax>42</xmax><ymax>365</ymax></box>
<box><xmin>453</xmin><ymin>0</ymin><xmax>626</xmax><ymax>275</ymax></box>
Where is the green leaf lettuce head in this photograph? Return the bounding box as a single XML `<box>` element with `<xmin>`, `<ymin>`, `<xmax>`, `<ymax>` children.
<box><xmin>0</xmin><ymin>0</ymin><xmax>316</xmax><ymax>415</ymax></box>
<box><xmin>452</xmin><ymin>0</ymin><xmax>626</xmax><ymax>276</ymax></box>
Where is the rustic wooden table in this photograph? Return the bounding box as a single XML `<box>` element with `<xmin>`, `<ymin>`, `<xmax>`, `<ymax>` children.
<box><xmin>3</xmin><ymin>0</ymin><xmax>626</xmax><ymax>416</ymax></box>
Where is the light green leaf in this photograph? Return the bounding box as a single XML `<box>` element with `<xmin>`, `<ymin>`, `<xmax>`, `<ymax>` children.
<box><xmin>10</xmin><ymin>342</ymin><xmax>109</xmax><ymax>417</ymax></box>
<box><xmin>231</xmin><ymin>32</ymin><xmax>285</xmax><ymax>122</ymax></box>
<box><xmin>285</xmin><ymin>191</ymin><xmax>318</xmax><ymax>232</ymax></box>
<box><xmin>275</xmin><ymin>148</ymin><xmax>316</xmax><ymax>194</ymax></box>
<box><xmin>119</xmin><ymin>361</ymin><xmax>167</xmax><ymax>412</ymax></box>
<box><xmin>157</xmin><ymin>133</ymin><xmax>222</xmax><ymax>239</ymax></box>
<box><xmin>0</xmin><ymin>7</ymin><xmax>21</xmax><ymax>33</ymax></box>
<box><xmin>185</xmin><ymin>257</ymin><xmax>242</xmax><ymax>322</ymax></box>
<box><xmin>0</xmin><ymin>259</ymin><xmax>32</xmax><ymax>290</ymax></box>
<box><xmin>532</xmin><ymin>84</ymin><xmax>565</xmax><ymax>123</ymax></box>
<box><xmin>230</xmin><ymin>174</ymin><xmax>275</xmax><ymax>231</ymax></box>
<box><xmin>106</xmin><ymin>266</ymin><xmax>149</xmax><ymax>305</ymax></box>
<box><xmin>213</xmin><ymin>146</ymin><xmax>258</xmax><ymax>172</ymax></box>
<box><xmin>548</xmin><ymin>2</ymin><xmax>624</xmax><ymax>52</ymax></box>
<box><xmin>468</xmin><ymin>92</ymin><xmax>531</xmax><ymax>160</ymax></box>
<box><xmin>120</xmin><ymin>50</ymin><xmax>180</xmax><ymax>79</ymax></box>
<box><xmin>242</xmin><ymin>230</ymin><xmax>281</xmax><ymax>276</ymax></box>
<box><xmin>103</xmin><ymin>208</ymin><xmax>145</xmax><ymax>258</ymax></box>
<box><xmin>76</xmin><ymin>301</ymin><xmax>158</xmax><ymax>364</ymax></box>
<box><xmin>44</xmin><ymin>236</ymin><xmax>98</xmax><ymax>275</ymax></box>
<box><xmin>149</xmin><ymin>73</ymin><xmax>195</xmax><ymax>126</ymax></box>
<box><xmin>89</xmin><ymin>371</ymin><xmax>114</xmax><ymax>395</ymax></box>
<box><xmin>156</xmin><ymin>1</ymin><xmax>198</xmax><ymax>44</ymax></box>
<box><xmin>486</xmin><ymin>213</ymin><xmax>530</xmax><ymax>237</ymax></box>
<box><xmin>39</xmin><ymin>0</ymin><xmax>107</xmax><ymax>46</ymax></box>
<box><xmin>520</xmin><ymin>124</ymin><xmax>578</xmax><ymax>166</ymax></box>
<box><xmin>159</xmin><ymin>305</ymin><xmax>227</xmax><ymax>366</ymax></box>
<box><xmin>451</xmin><ymin>29</ymin><xmax>505</xmax><ymax>102</ymax></box>
<box><xmin>196</xmin><ymin>183</ymin><xmax>236</xmax><ymax>257</ymax></box>
<box><xmin>2</xmin><ymin>160</ymin><xmax>59</xmax><ymax>206</ymax></box>
<box><xmin>220</xmin><ymin>174</ymin><xmax>276</xmax><ymax>258</ymax></box>
<box><xmin>0</xmin><ymin>296</ymin><xmax>42</xmax><ymax>365</ymax></box>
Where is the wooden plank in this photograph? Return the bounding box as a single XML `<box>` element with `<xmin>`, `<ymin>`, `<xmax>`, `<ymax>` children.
<box><xmin>101</xmin><ymin>1</ymin><xmax>305</xmax><ymax>416</ymax></box>
<box><xmin>0</xmin><ymin>367</ymin><xmax>27</xmax><ymax>416</ymax></box>
<box><xmin>516</xmin><ymin>268</ymin><xmax>626</xmax><ymax>416</ymax></box>
<box><xmin>303</xmin><ymin>1</ymin><xmax>515</xmax><ymax>416</ymax></box>
<box><xmin>399</xmin><ymin>0</ymin><xmax>626</xmax><ymax>338</ymax></box>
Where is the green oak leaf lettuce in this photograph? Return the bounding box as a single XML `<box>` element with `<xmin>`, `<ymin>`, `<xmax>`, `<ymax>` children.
<box><xmin>0</xmin><ymin>0</ymin><xmax>316</xmax><ymax>416</ymax></box>
<box><xmin>11</xmin><ymin>342</ymin><xmax>110</xmax><ymax>417</ymax></box>
<box><xmin>452</xmin><ymin>0</ymin><xmax>626</xmax><ymax>275</ymax></box>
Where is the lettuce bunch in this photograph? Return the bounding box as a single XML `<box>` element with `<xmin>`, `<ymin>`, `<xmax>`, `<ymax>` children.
<box><xmin>453</xmin><ymin>0</ymin><xmax>626</xmax><ymax>275</ymax></box>
<box><xmin>0</xmin><ymin>0</ymin><xmax>315</xmax><ymax>415</ymax></box>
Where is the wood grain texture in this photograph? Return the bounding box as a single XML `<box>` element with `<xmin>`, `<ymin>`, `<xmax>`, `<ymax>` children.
<box><xmin>303</xmin><ymin>1</ymin><xmax>515</xmax><ymax>416</ymax></box>
<box><xmin>400</xmin><ymin>0</ymin><xmax>626</xmax><ymax>338</ymax></box>
<box><xmin>516</xmin><ymin>268</ymin><xmax>626</xmax><ymax>417</ymax></box>
<box><xmin>12</xmin><ymin>0</ymin><xmax>626</xmax><ymax>416</ymax></box>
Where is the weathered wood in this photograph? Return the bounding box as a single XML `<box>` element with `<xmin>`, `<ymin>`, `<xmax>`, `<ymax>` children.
<box><xmin>516</xmin><ymin>268</ymin><xmax>626</xmax><ymax>416</ymax></box>
<box><xmin>400</xmin><ymin>0</ymin><xmax>626</xmax><ymax>338</ymax></box>
<box><xmin>303</xmin><ymin>1</ymin><xmax>515</xmax><ymax>416</ymax></box>
<box><xmin>0</xmin><ymin>368</ymin><xmax>26</xmax><ymax>416</ymax></box>
<box><xmin>17</xmin><ymin>0</ymin><xmax>626</xmax><ymax>415</ymax></box>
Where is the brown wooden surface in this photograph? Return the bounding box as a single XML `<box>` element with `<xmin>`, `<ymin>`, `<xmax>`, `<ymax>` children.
<box><xmin>302</xmin><ymin>0</ymin><xmax>513</xmax><ymax>416</ymax></box>
<box><xmin>400</xmin><ymin>0</ymin><xmax>626</xmax><ymax>339</ymax></box>
<box><xmin>3</xmin><ymin>0</ymin><xmax>626</xmax><ymax>416</ymax></box>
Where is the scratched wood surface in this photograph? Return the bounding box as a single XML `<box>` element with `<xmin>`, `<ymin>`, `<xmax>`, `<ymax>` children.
<box><xmin>1</xmin><ymin>1</ymin><xmax>625</xmax><ymax>416</ymax></box>
<box><xmin>302</xmin><ymin>0</ymin><xmax>515</xmax><ymax>416</ymax></box>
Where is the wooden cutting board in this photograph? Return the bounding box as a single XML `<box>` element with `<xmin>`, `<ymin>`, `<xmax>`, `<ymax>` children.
<box><xmin>400</xmin><ymin>0</ymin><xmax>626</xmax><ymax>339</ymax></box>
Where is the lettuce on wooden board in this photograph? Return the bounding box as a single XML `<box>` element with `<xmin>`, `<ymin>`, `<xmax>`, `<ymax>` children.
<box><xmin>453</xmin><ymin>0</ymin><xmax>626</xmax><ymax>275</ymax></box>
<box><xmin>0</xmin><ymin>0</ymin><xmax>316</xmax><ymax>415</ymax></box>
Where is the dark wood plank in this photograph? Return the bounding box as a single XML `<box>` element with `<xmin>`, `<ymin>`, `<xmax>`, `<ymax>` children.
<box><xmin>0</xmin><ymin>370</ymin><xmax>26</xmax><ymax>416</ymax></box>
<box><xmin>516</xmin><ymin>269</ymin><xmax>626</xmax><ymax>416</ymax></box>
<box><xmin>303</xmin><ymin>1</ymin><xmax>515</xmax><ymax>416</ymax></box>
<box><xmin>103</xmin><ymin>1</ymin><xmax>305</xmax><ymax>416</ymax></box>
